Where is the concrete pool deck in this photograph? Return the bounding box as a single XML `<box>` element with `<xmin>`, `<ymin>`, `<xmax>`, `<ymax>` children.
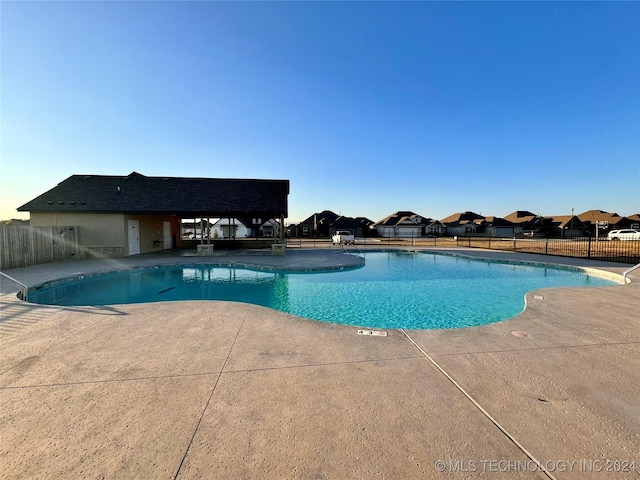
<box><xmin>1</xmin><ymin>248</ymin><xmax>638</xmax><ymax>479</ymax></box>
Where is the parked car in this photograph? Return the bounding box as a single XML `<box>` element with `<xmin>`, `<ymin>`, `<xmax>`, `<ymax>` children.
<box><xmin>332</xmin><ymin>231</ymin><xmax>355</xmax><ymax>245</ymax></box>
<box><xmin>520</xmin><ymin>230</ymin><xmax>544</xmax><ymax>238</ymax></box>
<box><xmin>607</xmin><ymin>229</ymin><xmax>640</xmax><ymax>241</ymax></box>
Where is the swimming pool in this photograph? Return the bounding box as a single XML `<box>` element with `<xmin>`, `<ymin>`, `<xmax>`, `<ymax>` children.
<box><xmin>27</xmin><ymin>251</ymin><xmax>617</xmax><ymax>329</ymax></box>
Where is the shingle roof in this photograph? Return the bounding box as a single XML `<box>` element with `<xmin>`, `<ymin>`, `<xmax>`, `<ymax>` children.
<box><xmin>483</xmin><ymin>216</ymin><xmax>516</xmax><ymax>227</ymax></box>
<box><xmin>503</xmin><ymin>211</ymin><xmax>538</xmax><ymax>223</ymax></box>
<box><xmin>440</xmin><ymin>211</ymin><xmax>484</xmax><ymax>224</ymax></box>
<box><xmin>373</xmin><ymin>211</ymin><xmax>429</xmax><ymax>227</ymax></box>
<box><xmin>300</xmin><ymin>210</ymin><xmax>340</xmax><ymax>225</ymax></box>
<box><xmin>18</xmin><ymin>172</ymin><xmax>289</xmax><ymax>217</ymax></box>
<box><xmin>577</xmin><ymin>210</ymin><xmax>623</xmax><ymax>224</ymax></box>
<box><xmin>544</xmin><ymin>215</ymin><xmax>586</xmax><ymax>228</ymax></box>
<box><xmin>332</xmin><ymin>215</ymin><xmax>374</xmax><ymax>228</ymax></box>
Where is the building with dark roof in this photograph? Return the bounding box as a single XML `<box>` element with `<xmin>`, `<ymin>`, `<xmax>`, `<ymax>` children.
<box><xmin>503</xmin><ymin>210</ymin><xmax>547</xmax><ymax>235</ymax></box>
<box><xmin>292</xmin><ymin>210</ymin><xmax>373</xmax><ymax>237</ymax></box>
<box><xmin>440</xmin><ymin>211</ymin><xmax>485</xmax><ymax>236</ymax></box>
<box><xmin>478</xmin><ymin>216</ymin><xmax>516</xmax><ymax>237</ymax></box>
<box><xmin>18</xmin><ymin>172</ymin><xmax>290</xmax><ymax>257</ymax></box>
<box><xmin>372</xmin><ymin>211</ymin><xmax>431</xmax><ymax>238</ymax></box>
<box><xmin>577</xmin><ymin>210</ymin><xmax>634</xmax><ymax>235</ymax></box>
<box><xmin>543</xmin><ymin>215</ymin><xmax>586</xmax><ymax>237</ymax></box>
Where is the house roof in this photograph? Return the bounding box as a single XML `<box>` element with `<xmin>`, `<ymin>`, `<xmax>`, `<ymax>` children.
<box><xmin>577</xmin><ymin>209</ymin><xmax>623</xmax><ymax>225</ymax></box>
<box><xmin>544</xmin><ymin>215</ymin><xmax>586</xmax><ymax>229</ymax></box>
<box><xmin>332</xmin><ymin>215</ymin><xmax>374</xmax><ymax>228</ymax></box>
<box><xmin>503</xmin><ymin>210</ymin><xmax>539</xmax><ymax>224</ymax></box>
<box><xmin>353</xmin><ymin>217</ymin><xmax>375</xmax><ymax>225</ymax></box>
<box><xmin>300</xmin><ymin>210</ymin><xmax>340</xmax><ymax>225</ymax></box>
<box><xmin>440</xmin><ymin>211</ymin><xmax>484</xmax><ymax>225</ymax></box>
<box><xmin>506</xmin><ymin>210</ymin><xmax>537</xmax><ymax>218</ymax></box>
<box><xmin>18</xmin><ymin>172</ymin><xmax>290</xmax><ymax>217</ymax></box>
<box><xmin>483</xmin><ymin>216</ymin><xmax>516</xmax><ymax>227</ymax></box>
<box><xmin>373</xmin><ymin>211</ymin><xmax>430</xmax><ymax>227</ymax></box>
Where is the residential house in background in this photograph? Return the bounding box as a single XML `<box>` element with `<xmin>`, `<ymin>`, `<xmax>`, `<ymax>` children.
<box><xmin>293</xmin><ymin>210</ymin><xmax>372</xmax><ymax>237</ymax></box>
<box><xmin>504</xmin><ymin>210</ymin><xmax>547</xmax><ymax>236</ymax></box>
<box><xmin>330</xmin><ymin>215</ymin><xmax>374</xmax><ymax>237</ymax></box>
<box><xmin>544</xmin><ymin>215</ymin><xmax>586</xmax><ymax>237</ymax></box>
<box><xmin>372</xmin><ymin>211</ymin><xmax>429</xmax><ymax>238</ymax></box>
<box><xmin>426</xmin><ymin>220</ymin><xmax>446</xmax><ymax>236</ymax></box>
<box><xmin>440</xmin><ymin>211</ymin><xmax>485</xmax><ymax>236</ymax></box>
<box><xmin>258</xmin><ymin>218</ymin><xmax>282</xmax><ymax>238</ymax></box>
<box><xmin>482</xmin><ymin>216</ymin><xmax>519</xmax><ymax>237</ymax></box>
<box><xmin>628</xmin><ymin>214</ymin><xmax>640</xmax><ymax>229</ymax></box>
<box><xmin>209</xmin><ymin>218</ymin><xmax>250</xmax><ymax>239</ymax></box>
<box><xmin>297</xmin><ymin>210</ymin><xmax>340</xmax><ymax>237</ymax></box>
<box><xmin>577</xmin><ymin>210</ymin><xmax>634</xmax><ymax>235</ymax></box>
<box><xmin>290</xmin><ymin>208</ymin><xmax>638</xmax><ymax>240</ymax></box>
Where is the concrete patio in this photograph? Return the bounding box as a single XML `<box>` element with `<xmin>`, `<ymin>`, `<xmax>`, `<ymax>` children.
<box><xmin>1</xmin><ymin>248</ymin><xmax>638</xmax><ymax>479</ymax></box>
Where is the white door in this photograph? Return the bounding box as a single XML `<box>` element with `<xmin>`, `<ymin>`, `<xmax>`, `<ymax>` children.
<box><xmin>128</xmin><ymin>220</ymin><xmax>140</xmax><ymax>255</ymax></box>
<box><xmin>163</xmin><ymin>222</ymin><xmax>172</xmax><ymax>249</ymax></box>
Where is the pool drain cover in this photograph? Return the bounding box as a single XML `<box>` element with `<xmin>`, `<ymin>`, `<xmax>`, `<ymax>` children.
<box><xmin>358</xmin><ymin>329</ymin><xmax>387</xmax><ymax>337</ymax></box>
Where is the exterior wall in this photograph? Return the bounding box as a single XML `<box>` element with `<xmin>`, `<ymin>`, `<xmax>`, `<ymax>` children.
<box><xmin>427</xmin><ymin>225</ymin><xmax>446</xmax><ymax>235</ymax></box>
<box><xmin>31</xmin><ymin>212</ymin><xmax>179</xmax><ymax>257</ymax></box>
<box><xmin>30</xmin><ymin>212</ymin><xmax>126</xmax><ymax>257</ymax></box>
<box><xmin>484</xmin><ymin>227</ymin><xmax>516</xmax><ymax>237</ymax></box>
<box><xmin>375</xmin><ymin>226</ymin><xmax>394</xmax><ymax>237</ymax></box>
<box><xmin>395</xmin><ymin>226</ymin><xmax>422</xmax><ymax>238</ymax></box>
<box><xmin>259</xmin><ymin>220</ymin><xmax>280</xmax><ymax>238</ymax></box>
<box><xmin>124</xmin><ymin>214</ymin><xmax>176</xmax><ymax>255</ymax></box>
<box><xmin>560</xmin><ymin>228</ymin><xmax>584</xmax><ymax>238</ymax></box>
<box><xmin>445</xmin><ymin>225</ymin><xmax>477</xmax><ymax>236</ymax></box>
<box><xmin>375</xmin><ymin>225</ymin><xmax>422</xmax><ymax>238</ymax></box>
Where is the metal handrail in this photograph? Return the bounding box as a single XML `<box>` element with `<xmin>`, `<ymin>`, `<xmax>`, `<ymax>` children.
<box><xmin>341</xmin><ymin>243</ymin><xmax>362</xmax><ymax>255</ymax></box>
<box><xmin>0</xmin><ymin>271</ymin><xmax>28</xmax><ymax>301</ymax></box>
<box><xmin>622</xmin><ymin>263</ymin><xmax>640</xmax><ymax>284</ymax></box>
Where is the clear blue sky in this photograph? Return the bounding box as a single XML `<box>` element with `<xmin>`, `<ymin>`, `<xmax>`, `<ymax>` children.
<box><xmin>2</xmin><ymin>1</ymin><xmax>639</xmax><ymax>224</ymax></box>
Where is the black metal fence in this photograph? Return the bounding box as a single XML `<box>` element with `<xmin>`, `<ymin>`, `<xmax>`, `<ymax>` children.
<box><xmin>455</xmin><ymin>235</ymin><xmax>640</xmax><ymax>264</ymax></box>
<box><xmin>285</xmin><ymin>235</ymin><xmax>640</xmax><ymax>264</ymax></box>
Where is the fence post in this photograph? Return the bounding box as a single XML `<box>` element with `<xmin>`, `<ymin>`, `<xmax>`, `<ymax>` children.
<box><xmin>513</xmin><ymin>237</ymin><xmax>517</xmax><ymax>252</ymax></box>
<box><xmin>488</xmin><ymin>232</ymin><xmax>492</xmax><ymax>249</ymax></box>
<box><xmin>587</xmin><ymin>236</ymin><xmax>592</xmax><ymax>259</ymax></box>
<box><xmin>545</xmin><ymin>238</ymin><xmax>549</xmax><ymax>255</ymax></box>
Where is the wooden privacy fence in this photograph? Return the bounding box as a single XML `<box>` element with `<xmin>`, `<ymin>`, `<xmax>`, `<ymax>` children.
<box><xmin>0</xmin><ymin>226</ymin><xmax>79</xmax><ymax>269</ymax></box>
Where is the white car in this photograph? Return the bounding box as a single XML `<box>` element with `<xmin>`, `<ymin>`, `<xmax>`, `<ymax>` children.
<box><xmin>332</xmin><ymin>231</ymin><xmax>355</xmax><ymax>245</ymax></box>
<box><xmin>607</xmin><ymin>229</ymin><xmax>640</xmax><ymax>241</ymax></box>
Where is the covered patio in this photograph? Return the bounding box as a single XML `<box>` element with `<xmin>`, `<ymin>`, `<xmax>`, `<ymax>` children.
<box><xmin>18</xmin><ymin>172</ymin><xmax>290</xmax><ymax>257</ymax></box>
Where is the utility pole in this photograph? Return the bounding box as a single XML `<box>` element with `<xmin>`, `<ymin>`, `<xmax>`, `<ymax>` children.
<box><xmin>570</xmin><ymin>208</ymin><xmax>574</xmax><ymax>237</ymax></box>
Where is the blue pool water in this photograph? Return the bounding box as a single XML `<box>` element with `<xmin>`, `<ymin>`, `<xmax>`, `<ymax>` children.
<box><xmin>28</xmin><ymin>251</ymin><xmax>616</xmax><ymax>329</ymax></box>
